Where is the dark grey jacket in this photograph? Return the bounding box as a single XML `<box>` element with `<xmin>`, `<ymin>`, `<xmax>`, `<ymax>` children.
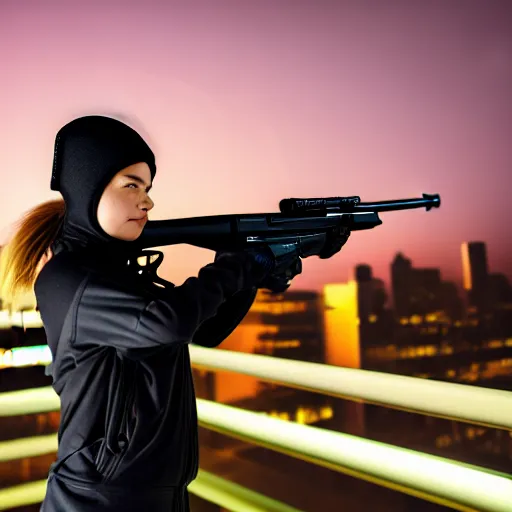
<box><xmin>34</xmin><ymin>246</ymin><xmax>258</xmax><ymax>512</ymax></box>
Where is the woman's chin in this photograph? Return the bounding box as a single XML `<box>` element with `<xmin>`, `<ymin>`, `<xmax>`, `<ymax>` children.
<box><xmin>115</xmin><ymin>224</ymin><xmax>144</xmax><ymax>241</ymax></box>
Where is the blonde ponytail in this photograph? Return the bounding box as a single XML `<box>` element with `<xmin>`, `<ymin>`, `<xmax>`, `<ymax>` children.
<box><xmin>0</xmin><ymin>199</ymin><xmax>65</xmax><ymax>310</ymax></box>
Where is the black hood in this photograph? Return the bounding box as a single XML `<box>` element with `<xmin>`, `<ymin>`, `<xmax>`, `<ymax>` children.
<box><xmin>50</xmin><ymin>115</ymin><xmax>156</xmax><ymax>262</ymax></box>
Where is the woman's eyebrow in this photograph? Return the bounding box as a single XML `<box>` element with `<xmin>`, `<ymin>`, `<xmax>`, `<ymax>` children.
<box><xmin>124</xmin><ymin>174</ymin><xmax>152</xmax><ymax>191</ymax></box>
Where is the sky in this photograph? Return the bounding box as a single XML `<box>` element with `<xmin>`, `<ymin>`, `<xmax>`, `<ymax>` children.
<box><xmin>1</xmin><ymin>0</ymin><xmax>511</xmax><ymax>294</ymax></box>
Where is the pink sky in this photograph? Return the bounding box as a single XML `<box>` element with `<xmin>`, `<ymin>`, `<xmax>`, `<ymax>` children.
<box><xmin>1</xmin><ymin>0</ymin><xmax>511</xmax><ymax>293</ymax></box>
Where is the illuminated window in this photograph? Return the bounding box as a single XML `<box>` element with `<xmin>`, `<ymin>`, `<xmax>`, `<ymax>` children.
<box><xmin>296</xmin><ymin>408</ymin><xmax>307</xmax><ymax>425</ymax></box>
<box><xmin>256</xmin><ymin>340</ymin><xmax>301</xmax><ymax>351</ymax></box>
<box><xmin>435</xmin><ymin>435</ymin><xmax>452</xmax><ymax>448</ymax></box>
<box><xmin>293</xmin><ymin>406</ymin><xmax>328</xmax><ymax>425</ymax></box>
<box><xmin>251</xmin><ymin>301</ymin><xmax>308</xmax><ymax>315</ymax></box>
<box><xmin>0</xmin><ymin>345</ymin><xmax>52</xmax><ymax>369</ymax></box>
<box><xmin>319</xmin><ymin>406</ymin><xmax>333</xmax><ymax>420</ymax></box>
<box><xmin>425</xmin><ymin>345</ymin><xmax>436</xmax><ymax>356</ymax></box>
<box><xmin>0</xmin><ymin>309</ymin><xmax>43</xmax><ymax>328</ymax></box>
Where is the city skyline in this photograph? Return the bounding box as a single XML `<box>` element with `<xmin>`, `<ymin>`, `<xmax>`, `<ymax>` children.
<box><xmin>0</xmin><ymin>236</ymin><xmax>507</xmax><ymax>310</ymax></box>
<box><xmin>337</xmin><ymin>238</ymin><xmax>509</xmax><ymax>296</ymax></box>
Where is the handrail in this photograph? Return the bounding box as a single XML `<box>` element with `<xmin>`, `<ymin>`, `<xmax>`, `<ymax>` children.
<box><xmin>0</xmin><ymin>433</ymin><xmax>57</xmax><ymax>462</ymax></box>
<box><xmin>1</xmin><ymin>348</ymin><xmax>511</xmax><ymax>430</ymax></box>
<box><xmin>189</xmin><ymin>346</ymin><xmax>512</xmax><ymax>430</ymax></box>
<box><xmin>0</xmin><ymin>396</ymin><xmax>511</xmax><ymax>511</ymax></box>
<box><xmin>0</xmin><ymin>428</ymin><xmax>508</xmax><ymax>479</ymax></box>
<box><xmin>0</xmin><ymin>386</ymin><xmax>59</xmax><ymax>416</ymax></box>
<box><xmin>2</xmin><ymin>348</ymin><xmax>512</xmax><ymax>433</ymax></box>
<box><xmin>0</xmin><ymin>471</ymin><xmax>304</xmax><ymax>512</ymax></box>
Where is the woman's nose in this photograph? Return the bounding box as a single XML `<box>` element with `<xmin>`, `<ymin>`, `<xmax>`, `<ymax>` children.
<box><xmin>141</xmin><ymin>194</ymin><xmax>154</xmax><ymax>211</ymax></box>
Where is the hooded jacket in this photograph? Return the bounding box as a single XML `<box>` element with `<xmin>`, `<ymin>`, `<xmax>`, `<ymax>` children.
<box><xmin>34</xmin><ymin>116</ymin><xmax>260</xmax><ymax>511</ymax></box>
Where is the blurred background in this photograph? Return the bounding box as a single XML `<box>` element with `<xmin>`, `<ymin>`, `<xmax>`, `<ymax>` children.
<box><xmin>1</xmin><ymin>1</ymin><xmax>511</xmax><ymax>511</ymax></box>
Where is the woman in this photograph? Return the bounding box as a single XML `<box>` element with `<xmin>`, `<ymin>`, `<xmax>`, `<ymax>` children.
<box><xmin>0</xmin><ymin>115</ymin><xmax>279</xmax><ymax>511</ymax></box>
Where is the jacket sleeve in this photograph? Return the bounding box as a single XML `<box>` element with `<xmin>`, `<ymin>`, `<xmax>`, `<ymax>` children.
<box><xmin>74</xmin><ymin>253</ymin><xmax>256</xmax><ymax>359</ymax></box>
<box><xmin>191</xmin><ymin>287</ymin><xmax>258</xmax><ymax>348</ymax></box>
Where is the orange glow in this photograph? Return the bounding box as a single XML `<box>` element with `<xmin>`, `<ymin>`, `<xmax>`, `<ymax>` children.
<box><xmin>256</xmin><ymin>340</ymin><xmax>301</xmax><ymax>351</ymax></box>
<box><xmin>461</xmin><ymin>242</ymin><xmax>472</xmax><ymax>290</ymax></box>
<box><xmin>214</xmin><ymin>323</ymin><xmax>265</xmax><ymax>403</ymax></box>
<box><xmin>410</xmin><ymin>315</ymin><xmax>422</xmax><ymax>325</ymax></box>
<box><xmin>323</xmin><ymin>282</ymin><xmax>366</xmax><ymax>437</ymax></box>
<box><xmin>250</xmin><ymin>301</ymin><xmax>307</xmax><ymax>314</ymax></box>
<box><xmin>323</xmin><ymin>281</ymin><xmax>360</xmax><ymax>369</ymax></box>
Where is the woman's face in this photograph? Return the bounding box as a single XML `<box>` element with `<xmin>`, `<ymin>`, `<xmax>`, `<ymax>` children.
<box><xmin>97</xmin><ymin>162</ymin><xmax>154</xmax><ymax>241</ymax></box>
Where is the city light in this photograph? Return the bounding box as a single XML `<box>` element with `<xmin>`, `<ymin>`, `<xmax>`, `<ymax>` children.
<box><xmin>0</xmin><ymin>309</ymin><xmax>42</xmax><ymax>329</ymax></box>
<box><xmin>0</xmin><ymin>345</ymin><xmax>51</xmax><ymax>369</ymax></box>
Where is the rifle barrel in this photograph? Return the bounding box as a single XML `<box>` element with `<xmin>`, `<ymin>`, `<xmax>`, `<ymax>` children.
<box><xmin>280</xmin><ymin>193</ymin><xmax>440</xmax><ymax>213</ymax></box>
<box><xmin>354</xmin><ymin>193</ymin><xmax>440</xmax><ymax>212</ymax></box>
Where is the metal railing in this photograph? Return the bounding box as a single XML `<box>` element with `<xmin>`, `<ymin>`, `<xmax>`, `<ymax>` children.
<box><xmin>190</xmin><ymin>346</ymin><xmax>512</xmax><ymax>430</ymax></box>
<box><xmin>0</xmin><ymin>348</ymin><xmax>511</xmax><ymax>511</ymax></box>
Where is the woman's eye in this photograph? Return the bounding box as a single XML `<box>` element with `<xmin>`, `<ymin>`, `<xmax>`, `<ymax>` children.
<box><xmin>126</xmin><ymin>183</ymin><xmax>138</xmax><ymax>189</ymax></box>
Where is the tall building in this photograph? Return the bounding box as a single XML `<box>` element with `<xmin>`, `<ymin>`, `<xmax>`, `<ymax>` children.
<box><xmin>391</xmin><ymin>253</ymin><xmax>461</xmax><ymax>320</ymax></box>
<box><xmin>353</xmin><ymin>264</ymin><xmax>393</xmax><ymax>346</ymax></box>
<box><xmin>488</xmin><ymin>272</ymin><xmax>512</xmax><ymax>307</ymax></box>
<box><xmin>461</xmin><ymin>241</ymin><xmax>490</xmax><ymax>313</ymax></box>
<box><xmin>391</xmin><ymin>253</ymin><xmax>413</xmax><ymax>316</ymax></box>
<box><xmin>354</xmin><ymin>264</ymin><xmax>386</xmax><ymax>316</ymax></box>
<box><xmin>355</xmin><ymin>264</ymin><xmax>372</xmax><ymax>282</ymax></box>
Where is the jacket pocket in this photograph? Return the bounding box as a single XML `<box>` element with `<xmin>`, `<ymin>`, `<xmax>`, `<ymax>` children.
<box><xmin>95</xmin><ymin>356</ymin><xmax>138</xmax><ymax>481</ymax></box>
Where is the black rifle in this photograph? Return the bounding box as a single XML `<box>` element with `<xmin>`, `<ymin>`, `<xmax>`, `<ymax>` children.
<box><xmin>134</xmin><ymin>193</ymin><xmax>440</xmax><ymax>292</ymax></box>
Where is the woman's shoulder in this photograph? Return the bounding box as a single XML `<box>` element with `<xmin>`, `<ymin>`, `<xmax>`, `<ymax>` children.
<box><xmin>35</xmin><ymin>251</ymin><xmax>144</xmax><ymax>298</ymax></box>
<box><xmin>35</xmin><ymin>251</ymin><xmax>89</xmax><ymax>292</ymax></box>
<box><xmin>34</xmin><ymin>252</ymin><xmax>93</xmax><ymax>346</ymax></box>
<box><xmin>34</xmin><ymin>251</ymin><xmax>92</xmax><ymax>315</ymax></box>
